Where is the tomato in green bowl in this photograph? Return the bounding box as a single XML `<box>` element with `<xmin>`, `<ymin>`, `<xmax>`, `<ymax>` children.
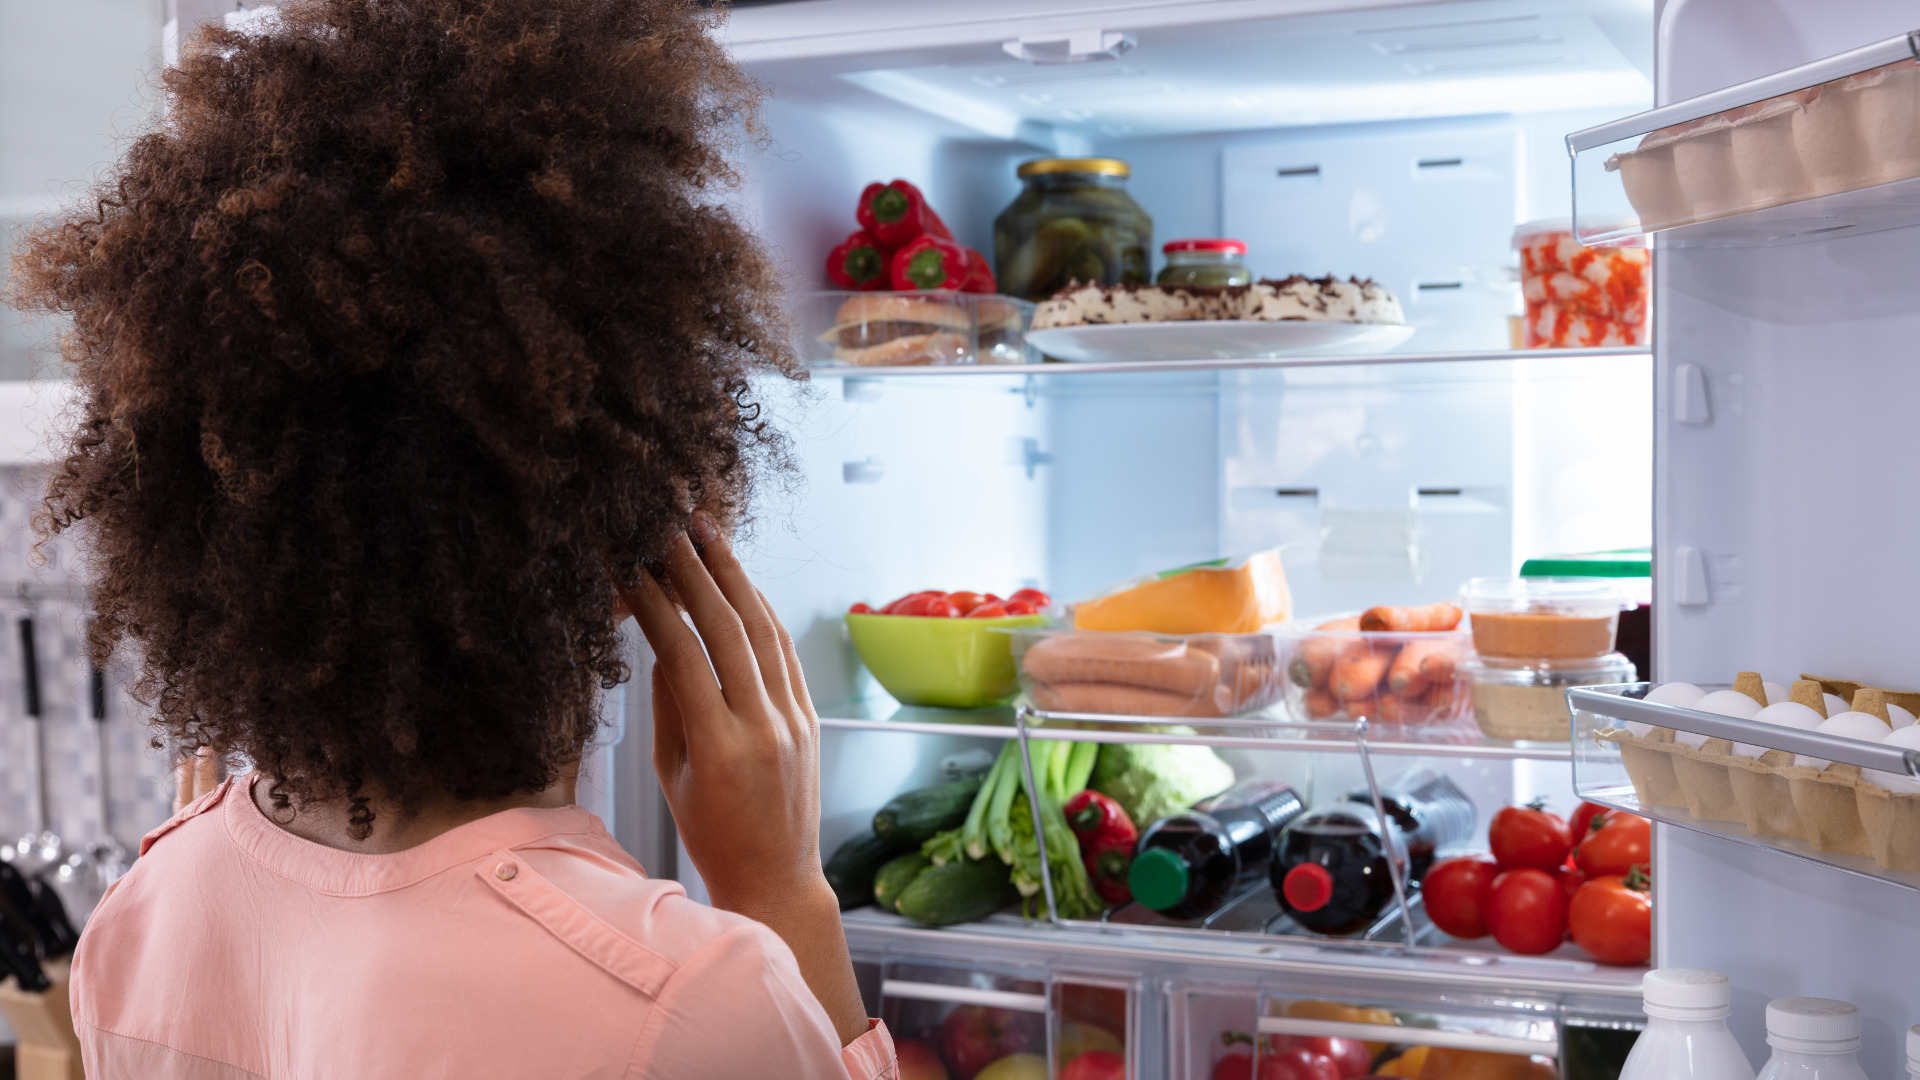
<box><xmin>845</xmin><ymin>612</ymin><xmax>1048</xmax><ymax>709</ymax></box>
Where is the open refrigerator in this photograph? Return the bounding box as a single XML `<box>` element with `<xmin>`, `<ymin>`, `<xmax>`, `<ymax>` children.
<box><xmin>699</xmin><ymin>0</ymin><xmax>1920</xmax><ymax>1076</ymax></box>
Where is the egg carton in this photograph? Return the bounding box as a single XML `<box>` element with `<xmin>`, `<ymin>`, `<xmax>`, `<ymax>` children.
<box><xmin>1569</xmin><ymin>680</ymin><xmax>1920</xmax><ymax>875</ymax></box>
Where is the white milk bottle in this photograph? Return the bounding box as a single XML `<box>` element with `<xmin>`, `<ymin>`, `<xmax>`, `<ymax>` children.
<box><xmin>1754</xmin><ymin>999</ymin><xmax>1867</xmax><ymax>1080</ymax></box>
<box><xmin>1618</xmin><ymin>969</ymin><xmax>1756</xmax><ymax>1080</ymax></box>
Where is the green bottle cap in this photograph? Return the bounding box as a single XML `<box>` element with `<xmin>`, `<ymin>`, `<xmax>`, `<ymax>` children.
<box><xmin>1128</xmin><ymin>847</ymin><xmax>1191</xmax><ymax>911</ymax></box>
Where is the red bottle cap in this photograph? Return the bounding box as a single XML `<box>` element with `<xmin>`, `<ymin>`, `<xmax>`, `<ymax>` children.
<box><xmin>1162</xmin><ymin>238</ymin><xmax>1247</xmax><ymax>254</ymax></box>
<box><xmin>1282</xmin><ymin>863</ymin><xmax>1335</xmax><ymax>912</ymax></box>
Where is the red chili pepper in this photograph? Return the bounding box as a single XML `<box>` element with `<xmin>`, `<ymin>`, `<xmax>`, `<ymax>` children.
<box><xmin>960</xmin><ymin>247</ymin><xmax>996</xmax><ymax>294</ymax></box>
<box><xmin>890</xmin><ymin>235</ymin><xmax>969</xmax><ymax>291</ymax></box>
<box><xmin>856</xmin><ymin>179</ymin><xmax>952</xmax><ymax>249</ymax></box>
<box><xmin>825</xmin><ymin>229</ymin><xmax>891</xmax><ymax>291</ymax></box>
<box><xmin>1065</xmin><ymin>791</ymin><xmax>1138</xmax><ymax>905</ymax></box>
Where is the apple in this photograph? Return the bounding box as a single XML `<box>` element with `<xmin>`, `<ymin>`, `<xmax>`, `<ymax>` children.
<box><xmin>940</xmin><ymin>1006</ymin><xmax>1038</xmax><ymax>1080</ymax></box>
<box><xmin>1271</xmin><ymin>1036</ymin><xmax>1373</xmax><ymax>1078</ymax></box>
<box><xmin>1260</xmin><ymin>1048</ymin><xmax>1342</xmax><ymax>1080</ymax></box>
<box><xmin>1061</xmin><ymin>1049</ymin><xmax>1127</xmax><ymax>1080</ymax></box>
<box><xmin>975</xmin><ymin>1053</ymin><xmax>1049</xmax><ymax>1080</ymax></box>
<box><xmin>1213</xmin><ymin>1054</ymin><xmax>1255</xmax><ymax>1080</ymax></box>
<box><xmin>898</xmin><ymin>1038</ymin><xmax>951</xmax><ymax>1080</ymax></box>
<box><xmin>1056</xmin><ymin>1021</ymin><xmax>1124</xmax><ymax>1062</ymax></box>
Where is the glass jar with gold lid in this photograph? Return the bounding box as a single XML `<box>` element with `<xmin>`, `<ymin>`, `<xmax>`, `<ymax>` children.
<box><xmin>992</xmin><ymin>158</ymin><xmax>1152</xmax><ymax>301</ymax></box>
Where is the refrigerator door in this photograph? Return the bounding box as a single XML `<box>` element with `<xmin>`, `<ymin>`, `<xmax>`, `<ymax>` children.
<box><xmin>1652</xmin><ymin>0</ymin><xmax>1920</xmax><ymax>1074</ymax></box>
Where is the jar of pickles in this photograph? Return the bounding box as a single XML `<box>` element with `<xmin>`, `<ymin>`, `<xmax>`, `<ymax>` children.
<box><xmin>993</xmin><ymin>158</ymin><xmax>1152</xmax><ymax>301</ymax></box>
<box><xmin>1156</xmin><ymin>238</ymin><xmax>1251</xmax><ymax>286</ymax></box>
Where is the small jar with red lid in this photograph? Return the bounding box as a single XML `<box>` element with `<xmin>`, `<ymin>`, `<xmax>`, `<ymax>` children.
<box><xmin>1156</xmin><ymin>238</ymin><xmax>1251</xmax><ymax>287</ymax></box>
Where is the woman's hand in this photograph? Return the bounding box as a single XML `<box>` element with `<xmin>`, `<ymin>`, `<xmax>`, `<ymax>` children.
<box><xmin>620</xmin><ymin>515</ymin><xmax>868</xmax><ymax>1046</ymax></box>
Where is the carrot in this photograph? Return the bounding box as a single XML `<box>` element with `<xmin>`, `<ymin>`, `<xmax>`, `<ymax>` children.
<box><xmin>1303</xmin><ymin>688</ymin><xmax>1341</xmax><ymax>719</ymax></box>
<box><xmin>1330</xmin><ymin>643</ymin><xmax>1395</xmax><ymax>701</ymax></box>
<box><xmin>1359</xmin><ymin>602</ymin><xmax>1462</xmax><ymax>633</ymax></box>
<box><xmin>1376</xmin><ymin>693</ymin><xmax>1406</xmax><ymax>724</ymax></box>
<box><xmin>1386</xmin><ymin>640</ymin><xmax>1461</xmax><ymax>696</ymax></box>
<box><xmin>1289</xmin><ymin>616</ymin><xmax>1361</xmax><ymax>688</ymax></box>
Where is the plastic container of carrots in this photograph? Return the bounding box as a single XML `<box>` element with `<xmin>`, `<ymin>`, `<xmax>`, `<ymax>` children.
<box><xmin>1008</xmin><ymin>627</ymin><xmax>1287</xmax><ymax>718</ymax></box>
<box><xmin>1276</xmin><ymin>612</ymin><xmax>1474</xmax><ymax>733</ymax></box>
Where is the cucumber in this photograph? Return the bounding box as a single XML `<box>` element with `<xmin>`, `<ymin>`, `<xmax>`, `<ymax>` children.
<box><xmin>872</xmin><ymin>852</ymin><xmax>931</xmax><ymax>913</ymax></box>
<box><xmin>872</xmin><ymin>776</ymin><xmax>984</xmax><ymax>847</ymax></box>
<box><xmin>893</xmin><ymin>857</ymin><xmax>1017</xmax><ymax>927</ymax></box>
<box><xmin>824</xmin><ymin>831</ymin><xmax>900</xmax><ymax>910</ymax></box>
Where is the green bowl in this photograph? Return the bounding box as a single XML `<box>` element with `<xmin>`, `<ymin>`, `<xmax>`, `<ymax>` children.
<box><xmin>845</xmin><ymin>612</ymin><xmax>1048</xmax><ymax>709</ymax></box>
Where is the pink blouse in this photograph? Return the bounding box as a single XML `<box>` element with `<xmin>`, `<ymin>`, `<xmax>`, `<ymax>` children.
<box><xmin>70</xmin><ymin>776</ymin><xmax>896</xmax><ymax>1079</ymax></box>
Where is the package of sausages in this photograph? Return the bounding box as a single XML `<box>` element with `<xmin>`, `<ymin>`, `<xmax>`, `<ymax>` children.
<box><xmin>1010</xmin><ymin>628</ymin><xmax>1287</xmax><ymax>719</ymax></box>
<box><xmin>1277</xmin><ymin>611</ymin><xmax>1476</xmax><ymax>735</ymax></box>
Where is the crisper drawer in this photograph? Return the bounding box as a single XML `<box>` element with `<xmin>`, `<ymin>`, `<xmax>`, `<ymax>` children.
<box><xmin>878</xmin><ymin>957</ymin><xmax>1141</xmax><ymax>1079</ymax></box>
<box><xmin>1165</xmin><ymin>981</ymin><xmax>1631</xmax><ymax>1080</ymax></box>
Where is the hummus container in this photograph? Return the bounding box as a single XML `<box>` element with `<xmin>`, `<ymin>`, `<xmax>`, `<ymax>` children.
<box><xmin>1462</xmin><ymin>577</ymin><xmax>1633</xmax><ymax>661</ymax></box>
<box><xmin>1465</xmin><ymin>653</ymin><xmax>1638</xmax><ymax>742</ymax></box>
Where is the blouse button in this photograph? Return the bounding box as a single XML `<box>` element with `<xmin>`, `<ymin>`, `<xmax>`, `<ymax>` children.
<box><xmin>494</xmin><ymin>861</ymin><xmax>518</xmax><ymax>882</ymax></box>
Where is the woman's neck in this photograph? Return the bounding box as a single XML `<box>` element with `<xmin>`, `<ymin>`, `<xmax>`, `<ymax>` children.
<box><xmin>248</xmin><ymin>771</ymin><xmax>578</xmax><ymax>855</ymax></box>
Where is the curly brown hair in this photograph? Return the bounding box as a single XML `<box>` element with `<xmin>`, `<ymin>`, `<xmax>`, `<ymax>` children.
<box><xmin>6</xmin><ymin>0</ymin><xmax>797</xmax><ymax>823</ymax></box>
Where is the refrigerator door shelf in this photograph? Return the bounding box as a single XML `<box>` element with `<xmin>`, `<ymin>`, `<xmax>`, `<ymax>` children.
<box><xmin>1570</xmin><ymin>30</ymin><xmax>1920</xmax><ymax>247</ymax></box>
<box><xmin>1569</xmin><ymin>683</ymin><xmax>1920</xmax><ymax>895</ymax></box>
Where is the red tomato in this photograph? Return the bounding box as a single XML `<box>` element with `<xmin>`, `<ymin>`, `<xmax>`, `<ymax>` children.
<box><xmin>1489</xmin><ymin>803</ymin><xmax>1572</xmax><ymax>872</ymax></box>
<box><xmin>1557</xmin><ymin>861</ymin><xmax>1588</xmax><ymax>901</ymax></box>
<box><xmin>1273</xmin><ymin>1036</ymin><xmax>1371</xmax><ymax>1079</ymax></box>
<box><xmin>1259</xmin><ymin>1048</ymin><xmax>1341</xmax><ymax>1080</ymax></box>
<box><xmin>1576</xmin><ymin>813</ymin><xmax>1651</xmax><ymax>877</ymax></box>
<box><xmin>1568</xmin><ymin>872</ymin><xmax>1651</xmax><ymax>965</ymax></box>
<box><xmin>947</xmin><ymin>592</ymin><xmax>987</xmax><ymax>614</ymax></box>
<box><xmin>882</xmin><ymin>590</ymin><xmax>939</xmax><ymax>614</ymax></box>
<box><xmin>1570</xmin><ymin>801</ymin><xmax>1612</xmax><ymax>842</ymax></box>
<box><xmin>1009</xmin><ymin>588</ymin><xmax>1051</xmax><ymax>606</ymax></box>
<box><xmin>968</xmin><ymin>601</ymin><xmax>1011</xmax><ymax>618</ymax></box>
<box><xmin>849</xmin><ymin>602</ymin><xmax>875</xmax><ymax>614</ymax></box>
<box><xmin>1061</xmin><ymin>1050</ymin><xmax>1127</xmax><ymax>1080</ymax></box>
<box><xmin>1487</xmin><ymin>869</ymin><xmax>1569</xmax><ymax>955</ymax></box>
<box><xmin>1213</xmin><ymin>1055</ymin><xmax>1255</xmax><ymax>1080</ymax></box>
<box><xmin>1422</xmin><ymin>856</ymin><xmax>1497</xmax><ymax>940</ymax></box>
<box><xmin>1002</xmin><ymin>598</ymin><xmax>1040</xmax><ymax>615</ymax></box>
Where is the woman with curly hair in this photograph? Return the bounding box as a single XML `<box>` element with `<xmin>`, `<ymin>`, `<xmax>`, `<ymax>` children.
<box><xmin>5</xmin><ymin>1</ymin><xmax>894</xmax><ymax>1076</ymax></box>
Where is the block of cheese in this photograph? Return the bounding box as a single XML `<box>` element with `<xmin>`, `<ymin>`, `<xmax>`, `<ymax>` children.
<box><xmin>1073</xmin><ymin>549</ymin><xmax>1291</xmax><ymax>635</ymax></box>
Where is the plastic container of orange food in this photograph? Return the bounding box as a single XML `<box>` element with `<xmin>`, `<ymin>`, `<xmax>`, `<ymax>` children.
<box><xmin>1512</xmin><ymin>220</ymin><xmax>1648</xmax><ymax>348</ymax></box>
<box><xmin>1276</xmin><ymin>617</ymin><xmax>1474</xmax><ymax>730</ymax></box>
<box><xmin>1461</xmin><ymin>577</ymin><xmax>1634</xmax><ymax>661</ymax></box>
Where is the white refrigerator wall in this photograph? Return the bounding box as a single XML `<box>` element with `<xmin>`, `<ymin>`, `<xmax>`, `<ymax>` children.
<box><xmin>1653</xmin><ymin>1</ymin><xmax>1920</xmax><ymax>1075</ymax></box>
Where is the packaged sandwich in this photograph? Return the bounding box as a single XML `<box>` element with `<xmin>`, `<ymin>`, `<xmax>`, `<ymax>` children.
<box><xmin>806</xmin><ymin>290</ymin><xmax>1034</xmax><ymax>367</ymax></box>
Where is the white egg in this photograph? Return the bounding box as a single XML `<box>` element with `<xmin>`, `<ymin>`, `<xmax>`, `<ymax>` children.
<box><xmin>1732</xmin><ymin>701</ymin><xmax>1825</xmax><ymax>758</ymax></box>
<box><xmin>1672</xmin><ymin>689</ymin><xmax>1765</xmax><ymax>748</ymax></box>
<box><xmin>1634</xmin><ymin>681</ymin><xmax>1707</xmax><ymax>737</ymax></box>
<box><xmin>1825</xmin><ymin>692</ymin><xmax>1850</xmax><ymax>717</ymax></box>
<box><xmin>1862</xmin><ymin>724</ymin><xmax>1920</xmax><ymax>794</ymax></box>
<box><xmin>1764</xmin><ymin>681</ymin><xmax>1787</xmax><ymax>706</ymax></box>
<box><xmin>1890</xmin><ymin>703</ymin><xmax>1916</xmax><ymax>729</ymax></box>
<box><xmin>1794</xmin><ymin>711</ymin><xmax>1894</xmax><ymax>770</ymax></box>
<box><xmin>1644</xmin><ymin>681</ymin><xmax>1708</xmax><ymax>708</ymax></box>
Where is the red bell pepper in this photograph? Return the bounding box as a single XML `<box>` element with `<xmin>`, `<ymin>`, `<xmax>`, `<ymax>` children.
<box><xmin>891</xmin><ymin>235</ymin><xmax>970</xmax><ymax>291</ymax></box>
<box><xmin>960</xmin><ymin>247</ymin><xmax>996</xmax><ymax>294</ymax></box>
<box><xmin>856</xmin><ymin>179</ymin><xmax>953</xmax><ymax>249</ymax></box>
<box><xmin>825</xmin><ymin>229</ymin><xmax>891</xmax><ymax>291</ymax></box>
<box><xmin>1065</xmin><ymin>791</ymin><xmax>1138</xmax><ymax>905</ymax></box>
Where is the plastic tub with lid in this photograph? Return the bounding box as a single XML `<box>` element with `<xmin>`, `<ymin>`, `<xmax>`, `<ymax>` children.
<box><xmin>1462</xmin><ymin>577</ymin><xmax>1635</xmax><ymax>661</ymax></box>
<box><xmin>1511</xmin><ymin>219</ymin><xmax>1648</xmax><ymax>348</ymax></box>
<box><xmin>1463</xmin><ymin>653</ymin><xmax>1637</xmax><ymax>742</ymax></box>
<box><xmin>1520</xmin><ymin>550</ymin><xmax>1650</xmax><ymax>680</ymax></box>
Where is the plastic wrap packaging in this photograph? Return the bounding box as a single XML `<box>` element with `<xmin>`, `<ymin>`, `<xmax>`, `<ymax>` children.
<box><xmin>1512</xmin><ymin>224</ymin><xmax>1648</xmax><ymax>349</ymax></box>
<box><xmin>804</xmin><ymin>290</ymin><xmax>1035</xmax><ymax>367</ymax></box>
<box><xmin>1011</xmin><ymin>628</ymin><xmax>1287</xmax><ymax>718</ymax></box>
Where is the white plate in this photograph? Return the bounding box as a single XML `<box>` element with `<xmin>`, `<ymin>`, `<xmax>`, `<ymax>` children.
<box><xmin>1025</xmin><ymin>320</ymin><xmax>1415</xmax><ymax>363</ymax></box>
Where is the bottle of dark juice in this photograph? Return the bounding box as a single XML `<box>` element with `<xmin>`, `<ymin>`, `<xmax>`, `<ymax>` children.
<box><xmin>1127</xmin><ymin>778</ymin><xmax>1306</xmax><ymax>921</ymax></box>
<box><xmin>1271</xmin><ymin>767</ymin><xmax>1474</xmax><ymax>935</ymax></box>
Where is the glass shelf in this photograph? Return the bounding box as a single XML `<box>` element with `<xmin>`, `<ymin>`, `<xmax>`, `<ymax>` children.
<box><xmin>809</xmin><ymin>345</ymin><xmax>1646</xmax><ymax>379</ymax></box>
<box><xmin>818</xmin><ymin>699</ymin><xmax>1574</xmax><ymax>761</ymax></box>
<box><xmin>1570</xmin><ymin>29</ymin><xmax>1920</xmax><ymax>247</ymax></box>
<box><xmin>1569</xmin><ymin>683</ymin><xmax>1920</xmax><ymax>893</ymax></box>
